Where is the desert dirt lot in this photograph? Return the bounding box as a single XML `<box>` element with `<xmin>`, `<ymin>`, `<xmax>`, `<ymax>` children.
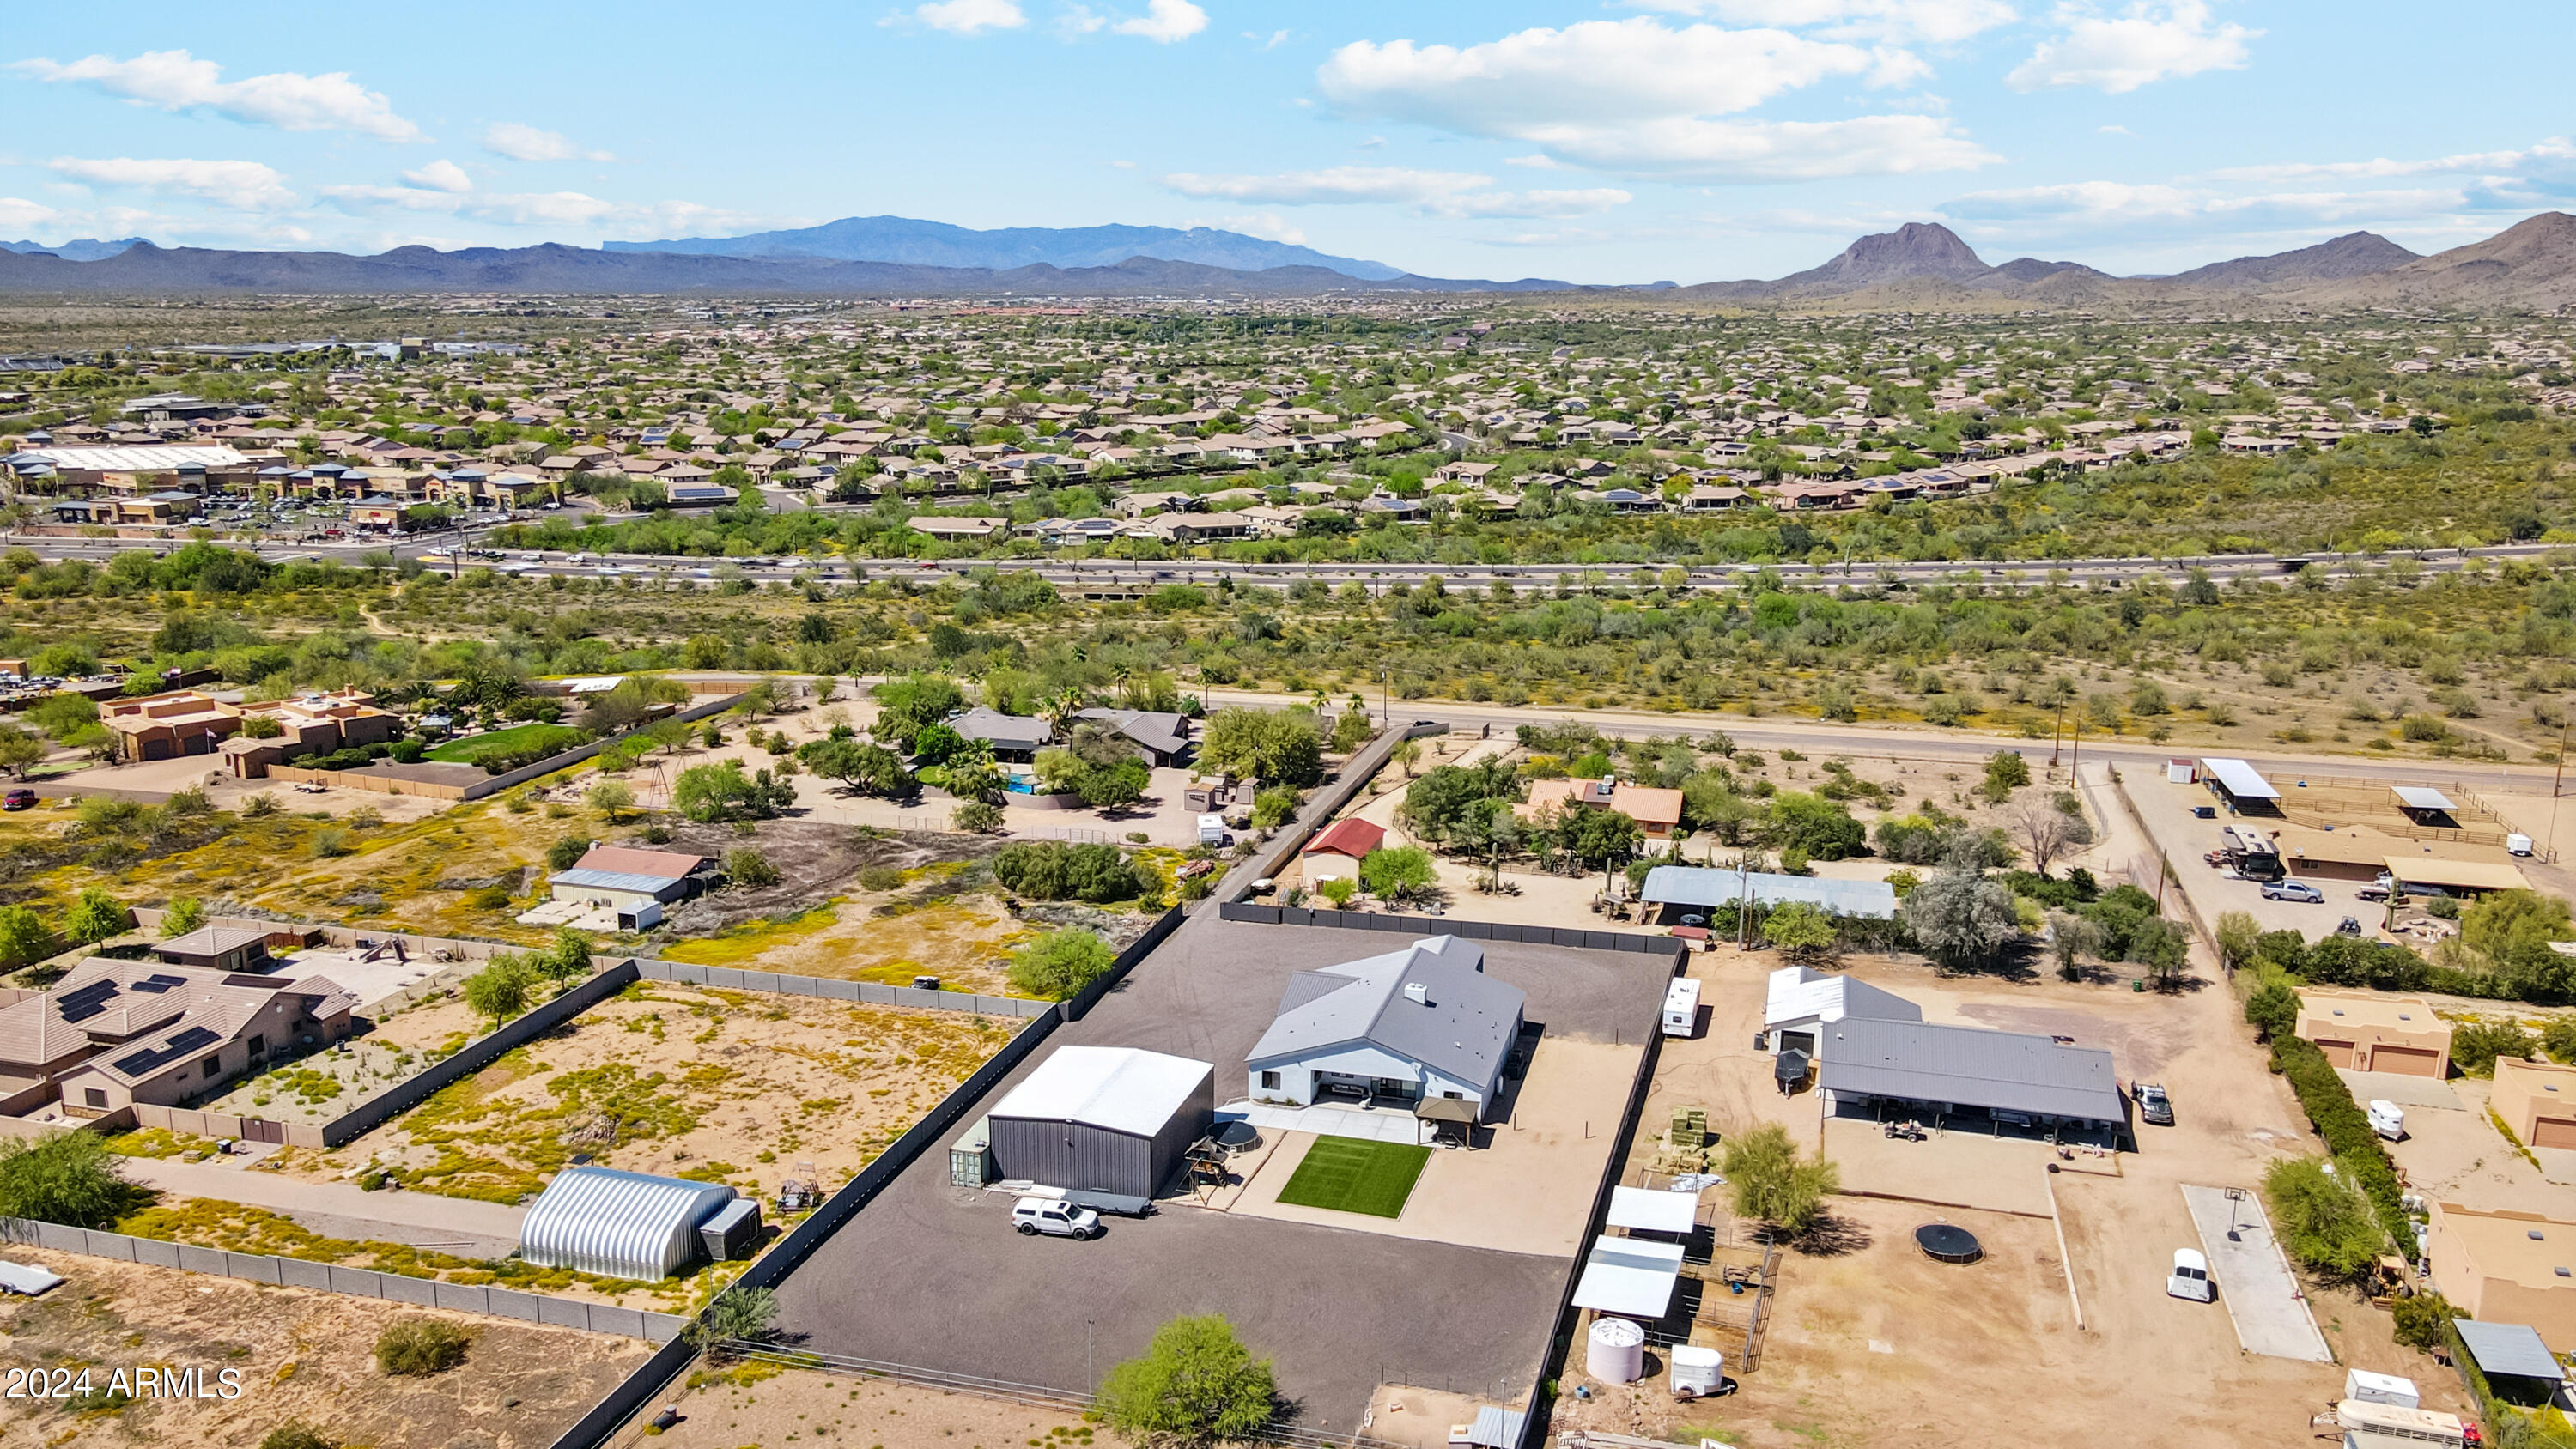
<box><xmin>276</xmin><ymin>981</ymin><xmax>1019</xmax><ymax>1206</ymax></box>
<box><xmin>0</xmin><ymin>1247</ymin><xmax>648</xmax><ymax>1449</ymax></box>
<box><xmin>653</xmin><ymin>1361</ymin><xmax>1115</xmax><ymax>1449</ymax></box>
<box><xmin>1569</xmin><ymin>942</ymin><xmax>2480</xmax><ymax>1449</ymax></box>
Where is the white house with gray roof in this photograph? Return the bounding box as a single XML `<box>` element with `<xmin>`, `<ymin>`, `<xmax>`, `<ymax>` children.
<box><xmin>1244</xmin><ymin>935</ymin><xmax>1524</xmax><ymax>1121</ymax></box>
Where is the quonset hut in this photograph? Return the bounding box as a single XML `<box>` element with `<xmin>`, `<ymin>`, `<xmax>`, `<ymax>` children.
<box><xmin>519</xmin><ymin>1166</ymin><xmax>741</xmax><ymax>1281</ymax></box>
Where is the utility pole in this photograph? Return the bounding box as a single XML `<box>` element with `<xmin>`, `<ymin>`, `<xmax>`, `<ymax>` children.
<box><xmin>2068</xmin><ymin>715</ymin><xmax>2083</xmax><ymax>782</ymax></box>
<box><xmin>2049</xmin><ymin>696</ymin><xmax>2067</xmax><ymax>769</ymax></box>
<box><xmin>2553</xmin><ymin>713</ymin><xmax>2572</xmax><ymax>864</ymax></box>
<box><xmin>1379</xmin><ymin>665</ymin><xmax>1391</xmax><ymax>731</ymax></box>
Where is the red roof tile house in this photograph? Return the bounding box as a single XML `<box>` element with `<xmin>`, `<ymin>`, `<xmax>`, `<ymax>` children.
<box><xmin>1303</xmin><ymin>817</ymin><xmax>1386</xmax><ymax>882</ymax></box>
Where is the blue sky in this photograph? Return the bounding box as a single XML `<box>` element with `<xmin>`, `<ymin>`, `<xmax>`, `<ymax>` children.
<box><xmin>3</xmin><ymin>2</ymin><xmax>2568</xmax><ymax>283</ymax></box>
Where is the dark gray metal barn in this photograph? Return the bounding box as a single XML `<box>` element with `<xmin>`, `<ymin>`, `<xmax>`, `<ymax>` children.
<box><xmin>986</xmin><ymin>1045</ymin><xmax>1215</xmax><ymax>1200</ymax></box>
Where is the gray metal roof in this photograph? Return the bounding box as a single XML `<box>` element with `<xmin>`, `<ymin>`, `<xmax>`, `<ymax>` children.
<box><xmin>1246</xmin><ymin>935</ymin><xmax>1525</xmax><ymax>1088</ymax></box>
<box><xmin>553</xmin><ymin>867</ymin><xmax>687</xmax><ymax>896</ymax></box>
<box><xmin>520</xmin><ymin>1166</ymin><xmax>738</xmax><ymax>1282</ymax></box>
<box><xmin>2452</xmin><ymin>1318</ymin><xmax>2561</xmax><ymax>1378</ymax></box>
<box><xmin>1074</xmin><ymin>708</ymin><xmax>1190</xmax><ymax>758</ymax></box>
<box><xmin>950</xmin><ymin>707</ymin><xmax>1052</xmax><ymax>750</ymax></box>
<box><xmin>1642</xmin><ymin>866</ymin><xmax>1898</xmax><ymax>919</ymax></box>
<box><xmin>1819</xmin><ymin>1016</ymin><xmax>2125</xmax><ymax>1124</ymax></box>
<box><xmin>2392</xmin><ymin>786</ymin><xmax>2458</xmax><ymax>812</ymax></box>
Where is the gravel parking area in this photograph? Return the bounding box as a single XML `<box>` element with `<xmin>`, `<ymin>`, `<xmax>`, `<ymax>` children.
<box><xmin>770</xmin><ymin>915</ymin><xmax>1671</xmax><ymax>1425</ymax></box>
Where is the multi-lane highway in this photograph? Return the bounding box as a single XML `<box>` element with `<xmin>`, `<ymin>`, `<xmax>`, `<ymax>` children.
<box><xmin>3</xmin><ymin>528</ymin><xmax>2555</xmax><ymax>597</ymax></box>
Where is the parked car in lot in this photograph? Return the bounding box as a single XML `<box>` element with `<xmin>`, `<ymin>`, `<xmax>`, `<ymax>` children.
<box><xmin>2134</xmin><ymin>1082</ymin><xmax>2174</xmax><ymax>1126</ymax></box>
<box><xmin>1012</xmin><ymin>1197</ymin><xmax>1101</xmax><ymax>1240</ymax></box>
<box><xmin>2166</xmin><ymin>1248</ymin><xmax>2214</xmax><ymax>1302</ymax></box>
<box><xmin>2260</xmin><ymin>880</ymin><xmax>2324</xmax><ymax>903</ymax></box>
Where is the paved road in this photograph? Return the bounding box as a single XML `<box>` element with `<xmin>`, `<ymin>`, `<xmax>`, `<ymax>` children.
<box><xmin>121</xmin><ymin>1155</ymin><xmax>527</xmax><ymax>1252</ymax></box>
<box><xmin>5</xmin><ymin>529</ymin><xmax>2556</xmax><ymax>597</ymax></box>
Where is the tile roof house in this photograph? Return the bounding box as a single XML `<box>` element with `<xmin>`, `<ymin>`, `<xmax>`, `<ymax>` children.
<box><xmin>1519</xmin><ymin>777</ymin><xmax>1687</xmax><ymax>847</ymax></box>
<box><xmin>1245</xmin><ymin>935</ymin><xmax>1526</xmax><ymax>1122</ymax></box>
<box><xmin>13</xmin><ymin>957</ymin><xmax>357</xmax><ymax>1119</ymax></box>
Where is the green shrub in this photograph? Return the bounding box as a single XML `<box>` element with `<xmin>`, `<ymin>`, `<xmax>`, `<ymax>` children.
<box><xmin>724</xmin><ymin>847</ymin><xmax>781</xmax><ymax>888</ymax></box>
<box><xmin>260</xmin><ymin>1424</ymin><xmax>337</xmax><ymax>1449</ymax></box>
<box><xmin>0</xmin><ymin>1129</ymin><xmax>142</xmax><ymax>1228</ymax></box>
<box><xmin>1009</xmin><ymin>929</ymin><xmax>1116</xmax><ymax>1000</ymax></box>
<box><xmin>1097</xmin><ymin>1314</ymin><xmax>1276</xmax><ymax>1444</ymax></box>
<box><xmin>374</xmin><ymin>1317</ymin><xmax>470</xmax><ymax>1377</ymax></box>
<box><xmin>2264</xmin><ymin>1155</ymin><xmax>2385</xmax><ymax>1280</ymax></box>
<box><xmin>2453</xmin><ymin>1021</ymin><xmax>2540</xmax><ymax>1077</ymax></box>
<box><xmin>857</xmin><ymin>864</ymin><xmax>907</xmax><ymax>891</ymax></box>
<box><xmin>2391</xmin><ymin>1291</ymin><xmax>2456</xmax><ymax>1350</ymax></box>
<box><xmin>2269</xmin><ymin>1034</ymin><xmax>2412</xmax><ymax>1252</ymax></box>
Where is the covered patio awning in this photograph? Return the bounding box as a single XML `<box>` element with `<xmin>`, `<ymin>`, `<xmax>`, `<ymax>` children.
<box><xmin>2391</xmin><ymin>786</ymin><xmax>2458</xmax><ymax>813</ymax></box>
<box><xmin>1571</xmin><ymin>1234</ymin><xmax>1684</xmax><ymax>1319</ymax></box>
<box><xmin>2198</xmin><ymin>757</ymin><xmax>2280</xmax><ymax>802</ymax></box>
<box><xmin>1606</xmin><ymin>1185</ymin><xmax>1700</xmax><ymax>1236</ymax></box>
<box><xmin>1415</xmin><ymin>1096</ymin><xmax>1479</xmax><ymax>1124</ymax></box>
<box><xmin>2452</xmin><ymin>1319</ymin><xmax>2561</xmax><ymax>1379</ymax></box>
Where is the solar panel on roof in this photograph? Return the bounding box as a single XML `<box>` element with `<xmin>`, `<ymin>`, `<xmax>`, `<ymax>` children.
<box><xmin>108</xmin><ymin>1025</ymin><xmax>221</xmax><ymax>1078</ymax></box>
<box><xmin>54</xmin><ymin>980</ymin><xmax>119</xmax><ymax>1022</ymax></box>
<box><xmin>130</xmin><ymin>974</ymin><xmax>188</xmax><ymax>994</ymax></box>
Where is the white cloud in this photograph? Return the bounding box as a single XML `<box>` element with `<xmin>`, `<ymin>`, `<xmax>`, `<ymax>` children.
<box><xmin>11</xmin><ymin>50</ymin><xmax>422</xmax><ymax>142</ymax></box>
<box><xmin>401</xmin><ymin>159</ymin><xmax>474</xmax><ymax>193</ymax></box>
<box><xmin>910</xmin><ymin>0</ymin><xmax>1027</xmax><ymax>34</ymax></box>
<box><xmin>48</xmin><ymin>156</ymin><xmax>296</xmax><ymax>210</ymax></box>
<box><xmin>319</xmin><ymin>179</ymin><xmax>770</xmax><ymax>239</ymax></box>
<box><xmin>480</xmin><ymin>123</ymin><xmax>613</xmax><ymax>163</ymax></box>
<box><xmin>1249</xmin><ymin>29</ymin><xmax>1291</xmax><ymax>49</ymax></box>
<box><xmin>1622</xmin><ymin>0</ymin><xmax>2017</xmax><ymax>45</ymax></box>
<box><xmin>1315</xmin><ymin>19</ymin><xmax>1989</xmax><ymax>182</ymax></box>
<box><xmin>1182</xmin><ymin>212</ymin><xmax>1309</xmax><ymax>245</ymax></box>
<box><xmin>2007</xmin><ymin>2</ymin><xmax>2257</xmax><ymax>94</ymax></box>
<box><xmin>1114</xmin><ymin>0</ymin><xmax>1206</xmax><ymax>42</ymax></box>
<box><xmin>1161</xmin><ymin>165</ymin><xmax>1631</xmax><ymax>219</ymax></box>
<box><xmin>2210</xmin><ymin>140</ymin><xmax>2570</xmax><ymax>185</ymax></box>
<box><xmin>2098</xmin><ymin>124</ymin><xmax>2130</xmax><ymax>135</ymax></box>
<box><xmin>1057</xmin><ymin>4</ymin><xmax>1108</xmax><ymax>35</ymax></box>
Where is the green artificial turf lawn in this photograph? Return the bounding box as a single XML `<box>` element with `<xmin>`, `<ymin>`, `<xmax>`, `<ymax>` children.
<box><xmin>1273</xmin><ymin>1137</ymin><xmax>1431</xmax><ymax>1218</ymax></box>
<box><xmin>424</xmin><ymin>723</ymin><xmax>581</xmax><ymax>762</ymax></box>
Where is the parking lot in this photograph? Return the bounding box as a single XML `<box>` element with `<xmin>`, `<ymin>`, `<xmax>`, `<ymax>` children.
<box><xmin>770</xmin><ymin>916</ymin><xmax>1672</xmax><ymax>1423</ymax></box>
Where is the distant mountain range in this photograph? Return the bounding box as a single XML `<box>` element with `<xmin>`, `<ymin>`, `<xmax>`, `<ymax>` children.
<box><xmin>607</xmin><ymin>215</ymin><xmax>1411</xmax><ymax>281</ymax></box>
<box><xmin>0</xmin><ymin>237</ymin><xmax>144</xmax><ymax>263</ymax></box>
<box><xmin>3</xmin><ymin>214</ymin><xmax>2574</xmax><ymax>307</ymax></box>
<box><xmin>0</xmin><ymin>241</ymin><xmax>1597</xmax><ymax>297</ymax></box>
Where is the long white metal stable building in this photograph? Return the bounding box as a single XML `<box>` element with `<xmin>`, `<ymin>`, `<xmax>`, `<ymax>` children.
<box><xmin>519</xmin><ymin>1166</ymin><xmax>741</xmax><ymax>1281</ymax></box>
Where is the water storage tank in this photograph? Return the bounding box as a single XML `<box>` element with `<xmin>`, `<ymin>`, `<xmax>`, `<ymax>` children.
<box><xmin>1669</xmin><ymin>1345</ymin><xmax>1723</xmax><ymax>1398</ymax></box>
<box><xmin>1585</xmin><ymin>1316</ymin><xmax>1646</xmax><ymax>1384</ymax></box>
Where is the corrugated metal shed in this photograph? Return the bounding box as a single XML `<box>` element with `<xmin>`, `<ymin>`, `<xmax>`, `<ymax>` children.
<box><xmin>519</xmin><ymin>1167</ymin><xmax>738</xmax><ymax>1281</ymax></box>
<box><xmin>1642</xmin><ymin>867</ymin><xmax>1897</xmax><ymax>919</ymax></box>
<box><xmin>1820</xmin><ymin>1017</ymin><xmax>2124</xmax><ymax>1125</ymax></box>
<box><xmin>988</xmin><ymin>1046</ymin><xmax>1215</xmax><ymax>1199</ymax></box>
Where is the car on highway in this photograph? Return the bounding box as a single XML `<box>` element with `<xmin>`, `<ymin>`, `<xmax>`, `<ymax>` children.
<box><xmin>2259</xmin><ymin>880</ymin><xmax>2324</xmax><ymax>903</ymax></box>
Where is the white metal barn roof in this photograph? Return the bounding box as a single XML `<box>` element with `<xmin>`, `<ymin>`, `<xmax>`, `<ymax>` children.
<box><xmin>1641</xmin><ymin>867</ymin><xmax>1898</xmax><ymax>919</ymax></box>
<box><xmin>1765</xmin><ymin>966</ymin><xmax>1924</xmax><ymax>1032</ymax></box>
<box><xmin>519</xmin><ymin>1167</ymin><xmax>738</xmax><ymax>1281</ymax></box>
<box><xmin>12</xmin><ymin>444</ymin><xmax>247</xmax><ymax>472</ymax></box>
<box><xmin>992</xmin><ymin>1046</ymin><xmax>1214</xmax><ymax>1137</ymax></box>
<box><xmin>2197</xmin><ymin>757</ymin><xmax>2281</xmax><ymax>802</ymax></box>
<box><xmin>2391</xmin><ymin>786</ymin><xmax>2458</xmax><ymax>812</ymax></box>
<box><xmin>1606</xmin><ymin>1185</ymin><xmax>1699</xmax><ymax>1236</ymax></box>
<box><xmin>1571</xmin><ymin>1234</ymin><xmax>1684</xmax><ymax>1319</ymax></box>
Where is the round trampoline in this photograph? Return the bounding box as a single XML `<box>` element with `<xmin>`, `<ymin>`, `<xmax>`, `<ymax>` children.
<box><xmin>1213</xmin><ymin>1120</ymin><xmax>1263</xmax><ymax>1155</ymax></box>
<box><xmin>1914</xmin><ymin>1224</ymin><xmax>1984</xmax><ymax>1264</ymax></box>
